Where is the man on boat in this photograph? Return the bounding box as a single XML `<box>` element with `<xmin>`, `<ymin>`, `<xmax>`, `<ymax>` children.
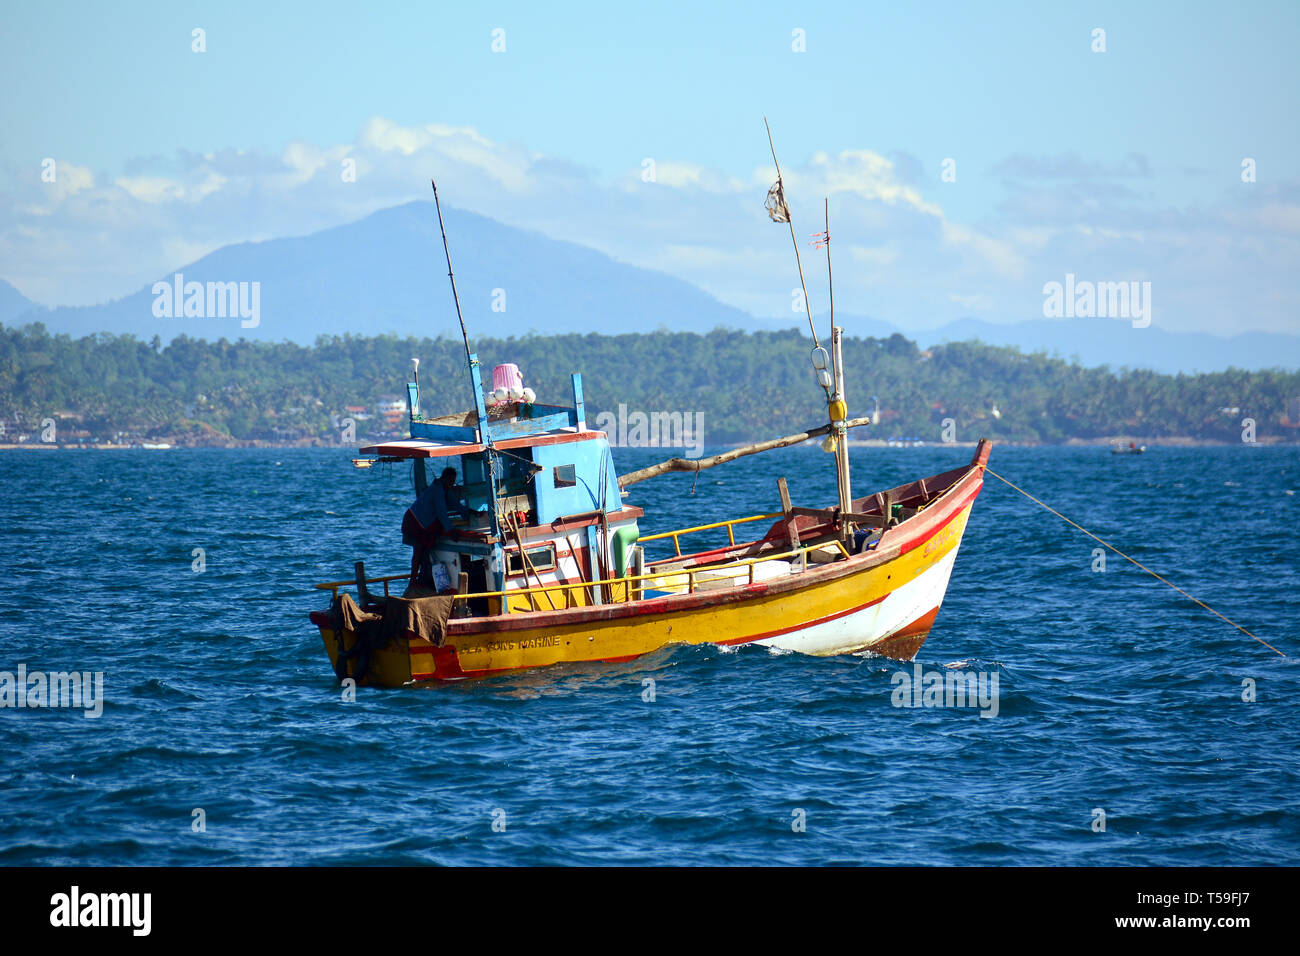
<box><xmin>403</xmin><ymin>466</ymin><xmax>469</xmax><ymax>590</ymax></box>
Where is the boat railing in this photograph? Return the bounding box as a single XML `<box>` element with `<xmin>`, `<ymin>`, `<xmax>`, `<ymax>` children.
<box><xmin>314</xmin><ymin>572</ymin><xmax>412</xmax><ymax>601</ymax></box>
<box><xmin>314</xmin><ymin>537</ymin><xmax>851</xmax><ymax>613</ymax></box>
<box><xmin>636</xmin><ymin>511</ymin><xmax>784</xmax><ymax>557</ymax></box>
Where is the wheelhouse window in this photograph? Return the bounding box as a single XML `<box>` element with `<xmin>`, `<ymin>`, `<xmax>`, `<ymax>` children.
<box><xmin>553</xmin><ymin>464</ymin><xmax>576</xmax><ymax>488</ymax></box>
<box><xmin>506</xmin><ymin>544</ymin><xmax>557</xmax><ymax>576</ymax></box>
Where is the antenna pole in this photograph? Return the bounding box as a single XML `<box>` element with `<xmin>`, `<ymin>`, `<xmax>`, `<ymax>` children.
<box><xmin>824</xmin><ymin>197</ymin><xmax>834</xmax><ymax>339</ymax></box>
<box><xmin>431</xmin><ymin>179</ymin><xmax>474</xmax><ymax>375</ymax></box>
<box><xmin>431</xmin><ymin>179</ymin><xmax>505</xmax><ymax>559</ymax></box>
<box><xmin>764</xmin><ymin>117</ymin><xmax>820</xmax><ymax>353</ymax></box>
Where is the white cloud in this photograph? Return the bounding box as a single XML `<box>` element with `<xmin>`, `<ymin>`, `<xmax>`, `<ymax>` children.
<box><xmin>802</xmin><ymin>149</ymin><xmax>944</xmax><ymax>218</ymax></box>
<box><xmin>949</xmin><ymin>292</ymin><xmax>993</xmax><ymax>311</ymax></box>
<box><xmin>47</xmin><ymin>161</ymin><xmax>95</xmax><ymax>202</ymax></box>
<box><xmin>1254</xmin><ymin>203</ymin><xmax>1300</xmax><ymax>233</ymax></box>
<box><xmin>642</xmin><ymin>161</ymin><xmax>744</xmax><ymax>192</ymax></box>
<box><xmin>941</xmin><ymin>221</ymin><xmax>1026</xmax><ymax>279</ymax></box>
<box><xmin>114</xmin><ymin>171</ymin><xmax>226</xmax><ymax>204</ymax></box>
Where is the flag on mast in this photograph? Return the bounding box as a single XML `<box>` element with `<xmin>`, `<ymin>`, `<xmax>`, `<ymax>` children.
<box><xmin>765</xmin><ymin>180</ymin><xmax>791</xmax><ymax>223</ymax></box>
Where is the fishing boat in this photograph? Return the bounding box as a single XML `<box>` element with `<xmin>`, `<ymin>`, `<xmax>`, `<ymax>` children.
<box><xmin>310</xmin><ymin>143</ymin><xmax>991</xmax><ymax>685</ymax></box>
<box><xmin>1111</xmin><ymin>441</ymin><xmax>1147</xmax><ymax>454</ymax></box>
<box><xmin>311</xmin><ymin>395</ymin><xmax>990</xmax><ymax>684</ymax></box>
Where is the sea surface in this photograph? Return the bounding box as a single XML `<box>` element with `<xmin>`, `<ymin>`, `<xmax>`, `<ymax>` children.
<box><xmin>2</xmin><ymin>443</ymin><xmax>1297</xmax><ymax>866</ymax></box>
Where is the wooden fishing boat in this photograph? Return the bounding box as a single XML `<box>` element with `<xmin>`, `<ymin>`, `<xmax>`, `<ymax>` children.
<box><xmin>310</xmin><ymin>163</ymin><xmax>991</xmax><ymax>686</ymax></box>
<box><xmin>310</xmin><ymin>360</ymin><xmax>991</xmax><ymax>684</ymax></box>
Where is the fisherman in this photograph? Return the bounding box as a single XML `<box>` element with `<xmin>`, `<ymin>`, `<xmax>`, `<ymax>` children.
<box><xmin>403</xmin><ymin>466</ymin><xmax>469</xmax><ymax>589</ymax></box>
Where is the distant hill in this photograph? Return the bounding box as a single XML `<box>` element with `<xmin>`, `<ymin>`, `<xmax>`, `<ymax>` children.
<box><xmin>0</xmin><ymin>280</ymin><xmax>35</xmax><ymax>324</ymax></box>
<box><xmin>798</xmin><ymin>313</ymin><xmax>1300</xmax><ymax>375</ymax></box>
<box><xmin>19</xmin><ymin>202</ymin><xmax>759</xmax><ymax>343</ymax></box>
<box><xmin>919</xmin><ymin>316</ymin><xmax>1300</xmax><ymax>375</ymax></box>
<box><xmin>3</xmin><ymin>324</ymin><xmax>1298</xmax><ymax>446</ymax></box>
<box><xmin>7</xmin><ymin>200</ymin><xmax>1298</xmax><ymax>373</ymax></box>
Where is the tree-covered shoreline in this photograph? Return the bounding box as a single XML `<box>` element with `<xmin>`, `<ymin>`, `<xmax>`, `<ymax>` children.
<box><xmin>2</xmin><ymin>323</ymin><xmax>1297</xmax><ymax>446</ymax></box>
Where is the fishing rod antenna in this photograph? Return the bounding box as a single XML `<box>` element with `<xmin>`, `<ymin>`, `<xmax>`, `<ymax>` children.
<box><xmin>430</xmin><ymin>179</ymin><xmax>474</xmax><ymax>378</ymax></box>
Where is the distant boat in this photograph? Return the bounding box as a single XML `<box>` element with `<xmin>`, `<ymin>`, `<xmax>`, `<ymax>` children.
<box><xmin>1112</xmin><ymin>442</ymin><xmax>1147</xmax><ymax>454</ymax></box>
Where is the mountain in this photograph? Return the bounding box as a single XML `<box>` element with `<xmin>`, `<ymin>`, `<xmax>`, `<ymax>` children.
<box><xmin>19</xmin><ymin>202</ymin><xmax>760</xmax><ymax>343</ymax></box>
<box><xmin>8</xmin><ymin>202</ymin><xmax>1298</xmax><ymax>372</ymax></box>
<box><xmin>0</xmin><ymin>280</ymin><xmax>36</xmax><ymax>324</ymax></box>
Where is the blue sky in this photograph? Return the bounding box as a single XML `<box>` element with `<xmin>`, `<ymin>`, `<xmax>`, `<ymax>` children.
<box><xmin>2</xmin><ymin>0</ymin><xmax>1297</xmax><ymax>334</ymax></box>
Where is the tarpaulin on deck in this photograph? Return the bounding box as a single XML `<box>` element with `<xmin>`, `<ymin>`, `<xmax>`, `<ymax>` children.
<box><xmin>332</xmin><ymin>591</ymin><xmax>455</xmax><ymax>648</ymax></box>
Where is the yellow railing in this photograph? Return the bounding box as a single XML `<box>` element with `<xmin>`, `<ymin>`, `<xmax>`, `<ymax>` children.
<box><xmin>637</xmin><ymin>512</ymin><xmax>783</xmax><ymax>556</ymax></box>
<box><xmin>314</xmin><ymin>537</ymin><xmax>850</xmax><ymax>611</ymax></box>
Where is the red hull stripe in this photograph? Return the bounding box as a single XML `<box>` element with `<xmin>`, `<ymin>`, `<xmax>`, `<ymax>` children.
<box><xmin>345</xmin><ymin>593</ymin><xmax>947</xmax><ymax>682</ymax></box>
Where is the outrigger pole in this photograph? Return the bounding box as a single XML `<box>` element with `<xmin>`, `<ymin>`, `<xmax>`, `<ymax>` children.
<box><xmin>618</xmin><ymin>415</ymin><xmax>872</xmax><ymax>488</ymax></box>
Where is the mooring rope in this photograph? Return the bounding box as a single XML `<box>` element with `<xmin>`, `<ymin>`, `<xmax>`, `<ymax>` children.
<box><xmin>984</xmin><ymin>467</ymin><xmax>1287</xmax><ymax>658</ymax></box>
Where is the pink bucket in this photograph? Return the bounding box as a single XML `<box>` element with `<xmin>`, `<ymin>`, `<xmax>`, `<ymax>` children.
<box><xmin>491</xmin><ymin>363</ymin><xmax>523</xmax><ymax>394</ymax></box>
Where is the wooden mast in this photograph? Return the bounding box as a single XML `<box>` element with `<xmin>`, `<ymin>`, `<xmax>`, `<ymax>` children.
<box><xmin>825</xmin><ymin>199</ymin><xmax>853</xmax><ymax>527</ymax></box>
<box><xmin>831</xmin><ymin>326</ymin><xmax>853</xmax><ymax>526</ymax></box>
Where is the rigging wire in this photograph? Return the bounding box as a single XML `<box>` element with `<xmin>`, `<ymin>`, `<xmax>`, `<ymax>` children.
<box><xmin>984</xmin><ymin>466</ymin><xmax>1286</xmax><ymax>658</ymax></box>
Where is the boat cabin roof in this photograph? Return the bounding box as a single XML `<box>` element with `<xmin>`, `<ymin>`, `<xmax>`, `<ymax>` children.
<box><xmin>361</xmin><ymin>427</ymin><xmax>607</xmax><ymax>459</ymax></box>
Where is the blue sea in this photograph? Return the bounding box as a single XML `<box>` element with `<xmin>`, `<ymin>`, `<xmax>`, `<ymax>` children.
<box><xmin>2</xmin><ymin>443</ymin><xmax>1297</xmax><ymax>865</ymax></box>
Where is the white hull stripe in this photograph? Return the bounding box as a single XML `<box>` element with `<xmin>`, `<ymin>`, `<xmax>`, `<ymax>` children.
<box><xmin>755</xmin><ymin>547</ymin><xmax>961</xmax><ymax>657</ymax></box>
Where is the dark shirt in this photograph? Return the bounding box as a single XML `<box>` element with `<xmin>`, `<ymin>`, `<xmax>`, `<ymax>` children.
<box><xmin>410</xmin><ymin>482</ymin><xmax>468</xmax><ymax>530</ymax></box>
